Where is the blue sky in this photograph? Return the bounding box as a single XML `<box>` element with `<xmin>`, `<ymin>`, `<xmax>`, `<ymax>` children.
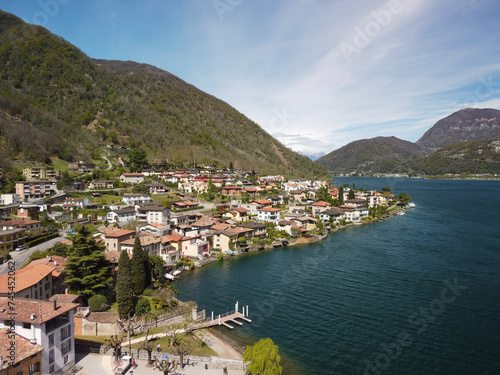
<box><xmin>2</xmin><ymin>0</ymin><xmax>500</xmax><ymax>157</ymax></box>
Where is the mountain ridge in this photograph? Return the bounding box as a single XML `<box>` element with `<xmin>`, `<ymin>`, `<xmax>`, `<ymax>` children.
<box><xmin>0</xmin><ymin>10</ymin><xmax>328</xmax><ymax>178</ymax></box>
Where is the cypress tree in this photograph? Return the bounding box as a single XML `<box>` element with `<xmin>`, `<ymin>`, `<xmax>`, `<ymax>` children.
<box><xmin>131</xmin><ymin>237</ymin><xmax>146</xmax><ymax>295</ymax></box>
<box><xmin>117</xmin><ymin>250</ymin><xmax>134</xmax><ymax>319</ymax></box>
<box><xmin>143</xmin><ymin>247</ymin><xmax>152</xmax><ymax>289</ymax></box>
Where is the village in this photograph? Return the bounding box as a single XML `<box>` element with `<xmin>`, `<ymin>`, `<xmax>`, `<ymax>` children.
<box><xmin>0</xmin><ymin>162</ymin><xmax>408</xmax><ymax>375</ymax></box>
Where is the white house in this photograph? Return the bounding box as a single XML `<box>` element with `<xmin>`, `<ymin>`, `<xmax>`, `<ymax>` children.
<box><xmin>122</xmin><ymin>193</ymin><xmax>151</xmax><ymax>205</ymax></box>
<box><xmin>107</xmin><ymin>207</ymin><xmax>137</xmax><ymax>224</ymax></box>
<box><xmin>119</xmin><ymin>173</ymin><xmax>145</xmax><ymax>185</ymax></box>
<box><xmin>257</xmin><ymin>207</ymin><xmax>281</xmax><ymax>223</ymax></box>
<box><xmin>63</xmin><ymin>197</ymin><xmax>90</xmax><ymax>209</ymax></box>
<box><xmin>136</xmin><ymin>204</ymin><xmax>170</xmax><ymax>225</ymax></box>
<box><xmin>0</xmin><ymin>193</ymin><xmax>20</xmax><ymax>205</ymax></box>
<box><xmin>0</xmin><ymin>297</ymin><xmax>80</xmax><ymax>375</ymax></box>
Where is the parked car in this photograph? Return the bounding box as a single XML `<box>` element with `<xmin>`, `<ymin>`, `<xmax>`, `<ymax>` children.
<box><xmin>15</xmin><ymin>244</ymin><xmax>26</xmax><ymax>251</ymax></box>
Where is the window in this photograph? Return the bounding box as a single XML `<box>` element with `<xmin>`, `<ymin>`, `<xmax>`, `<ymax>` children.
<box><xmin>23</xmin><ymin>322</ymin><xmax>31</xmax><ymax>329</ymax></box>
<box><xmin>49</xmin><ymin>364</ymin><xmax>54</xmax><ymax>374</ymax></box>
<box><xmin>63</xmin><ymin>355</ymin><xmax>69</xmax><ymax>364</ymax></box>
<box><xmin>29</xmin><ymin>362</ymin><xmax>40</xmax><ymax>375</ymax></box>
<box><xmin>45</xmin><ymin>283</ymin><xmax>50</xmax><ymax>291</ymax></box>
<box><xmin>61</xmin><ymin>339</ymin><xmax>71</xmax><ymax>355</ymax></box>
<box><xmin>49</xmin><ymin>349</ymin><xmax>55</xmax><ymax>364</ymax></box>
<box><xmin>49</xmin><ymin>333</ymin><xmax>54</xmax><ymax>348</ymax></box>
<box><xmin>60</xmin><ymin>325</ymin><xmax>70</xmax><ymax>341</ymax></box>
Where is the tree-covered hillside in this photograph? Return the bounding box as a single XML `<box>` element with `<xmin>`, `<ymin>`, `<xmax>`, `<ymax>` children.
<box><xmin>0</xmin><ymin>10</ymin><xmax>327</xmax><ymax>178</ymax></box>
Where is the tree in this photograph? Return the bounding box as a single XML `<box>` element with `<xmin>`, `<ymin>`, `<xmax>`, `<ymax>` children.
<box><xmin>153</xmin><ymin>357</ymin><xmax>177</xmax><ymax>375</ymax></box>
<box><xmin>143</xmin><ymin>248</ymin><xmax>152</xmax><ymax>289</ymax></box>
<box><xmin>57</xmin><ymin>170</ymin><xmax>73</xmax><ymax>190</ymax></box>
<box><xmin>206</xmin><ymin>176</ymin><xmax>215</xmax><ymax>201</ymax></box>
<box><xmin>132</xmin><ymin>183</ymin><xmax>148</xmax><ymax>194</ymax></box>
<box><xmin>106</xmin><ymin>335</ymin><xmax>125</xmax><ymax>364</ymax></box>
<box><xmin>138</xmin><ymin>325</ymin><xmax>157</xmax><ymax>366</ymax></box>
<box><xmin>174</xmin><ymin>342</ymin><xmax>192</xmax><ymax>369</ymax></box>
<box><xmin>64</xmin><ymin>226</ymin><xmax>113</xmax><ymax>298</ymax></box>
<box><xmin>48</xmin><ymin>242</ymin><xmax>70</xmax><ymax>257</ymax></box>
<box><xmin>129</xmin><ymin>147</ymin><xmax>148</xmax><ymax>172</ymax></box>
<box><xmin>88</xmin><ymin>294</ymin><xmax>108</xmax><ymax>312</ymax></box>
<box><xmin>135</xmin><ymin>297</ymin><xmax>151</xmax><ymax>316</ymax></box>
<box><xmin>131</xmin><ymin>237</ymin><xmax>147</xmax><ymax>295</ymax></box>
<box><xmin>348</xmin><ymin>189</ymin><xmax>355</xmax><ymax>200</ymax></box>
<box><xmin>244</xmin><ymin>338</ymin><xmax>282</xmax><ymax>375</ymax></box>
<box><xmin>117</xmin><ymin>250</ymin><xmax>135</xmax><ymax>319</ymax></box>
<box><xmin>150</xmin><ymin>255</ymin><xmax>165</xmax><ymax>281</ymax></box>
<box><xmin>338</xmin><ymin>186</ymin><xmax>344</xmax><ymax>205</ymax></box>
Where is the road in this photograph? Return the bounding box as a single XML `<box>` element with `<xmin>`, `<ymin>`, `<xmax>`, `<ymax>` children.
<box><xmin>0</xmin><ymin>236</ymin><xmax>64</xmax><ymax>276</ymax></box>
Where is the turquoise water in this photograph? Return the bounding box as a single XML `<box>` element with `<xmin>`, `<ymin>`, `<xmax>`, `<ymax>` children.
<box><xmin>174</xmin><ymin>178</ymin><xmax>500</xmax><ymax>374</ymax></box>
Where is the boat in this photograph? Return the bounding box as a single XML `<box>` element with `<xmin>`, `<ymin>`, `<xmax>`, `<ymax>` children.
<box><xmin>408</xmin><ymin>202</ymin><xmax>416</xmax><ymax>208</ymax></box>
<box><xmin>396</xmin><ymin>211</ymin><xmax>405</xmax><ymax>216</ymax></box>
<box><xmin>172</xmin><ymin>270</ymin><xmax>181</xmax><ymax>276</ymax></box>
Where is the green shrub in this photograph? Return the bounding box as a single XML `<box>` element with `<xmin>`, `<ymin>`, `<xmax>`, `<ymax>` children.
<box><xmin>88</xmin><ymin>294</ymin><xmax>108</xmax><ymax>312</ymax></box>
<box><xmin>135</xmin><ymin>297</ymin><xmax>152</xmax><ymax>316</ymax></box>
<box><xmin>143</xmin><ymin>288</ymin><xmax>155</xmax><ymax>297</ymax></box>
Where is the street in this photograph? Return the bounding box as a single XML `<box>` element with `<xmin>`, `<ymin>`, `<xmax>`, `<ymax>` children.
<box><xmin>0</xmin><ymin>236</ymin><xmax>63</xmax><ymax>276</ymax></box>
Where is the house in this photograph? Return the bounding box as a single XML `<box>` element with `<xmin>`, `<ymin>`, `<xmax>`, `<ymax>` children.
<box><xmin>222</xmin><ymin>207</ymin><xmax>249</xmax><ymax>222</ymax></box>
<box><xmin>239</xmin><ymin>221</ymin><xmax>267</xmax><ymax>238</ymax></box>
<box><xmin>15</xmin><ymin>181</ymin><xmax>56</xmax><ymax>200</ymax></box>
<box><xmin>257</xmin><ymin>207</ymin><xmax>281</xmax><ymax>223</ymax></box>
<box><xmin>221</xmin><ymin>186</ymin><xmax>242</xmax><ymax>196</ymax></box>
<box><xmin>122</xmin><ymin>193</ymin><xmax>151</xmax><ymax>205</ymax></box>
<box><xmin>320</xmin><ymin>208</ymin><xmax>345</xmax><ymax>223</ymax></box>
<box><xmin>136</xmin><ymin>222</ymin><xmax>170</xmax><ymax>237</ymax></box>
<box><xmin>0</xmin><ymin>218</ymin><xmax>41</xmax><ymax>232</ymax></box>
<box><xmin>107</xmin><ymin>207</ymin><xmax>137</xmax><ymax>224</ymax></box>
<box><xmin>63</xmin><ymin>197</ymin><xmax>90</xmax><ymax>209</ymax></box>
<box><xmin>22</xmin><ymin>166</ymin><xmax>59</xmax><ymax>181</ymax></box>
<box><xmin>146</xmin><ymin>183</ymin><xmax>168</xmax><ymax>194</ymax></box>
<box><xmin>16</xmin><ymin>204</ymin><xmax>42</xmax><ymax>219</ymax></box>
<box><xmin>249</xmin><ymin>199</ymin><xmax>273</xmax><ymax>208</ymax></box>
<box><xmin>311</xmin><ymin>201</ymin><xmax>332</xmax><ymax>215</ymax></box>
<box><xmin>210</xmin><ymin>226</ymin><xmax>254</xmax><ymax>252</ymax></box>
<box><xmin>0</xmin><ymin>298</ymin><xmax>80</xmax><ymax>375</ymax></box>
<box><xmin>181</xmin><ymin>237</ymin><xmax>210</xmax><ymax>258</ymax></box>
<box><xmin>104</xmin><ymin>230</ymin><xmax>135</xmax><ymax>252</ymax></box>
<box><xmin>0</xmin><ymin>328</ymin><xmax>43</xmax><ymax>375</ymax></box>
<box><xmin>0</xmin><ymin>228</ymin><xmax>27</xmax><ymax>253</ymax></box>
<box><xmin>0</xmin><ymin>194</ymin><xmax>20</xmax><ymax>205</ymax></box>
<box><xmin>159</xmin><ymin>237</ymin><xmax>178</xmax><ymax>267</ymax></box>
<box><xmin>191</xmin><ymin>216</ymin><xmax>219</xmax><ymax>235</ymax></box>
<box><xmin>171</xmin><ymin>201</ymin><xmax>200</xmax><ymax>210</ymax></box>
<box><xmin>266</xmin><ymin>195</ymin><xmax>287</xmax><ymax>205</ymax></box>
<box><xmin>289</xmin><ymin>190</ymin><xmax>307</xmax><ymax>202</ymax></box>
<box><xmin>367</xmin><ymin>194</ymin><xmax>389</xmax><ymax>207</ymax></box>
<box><xmin>88</xmin><ymin>180</ymin><xmax>114</xmax><ymax>189</ymax></box>
<box><xmin>68</xmin><ymin>163</ymin><xmax>96</xmax><ymax>174</ymax></box>
<box><xmin>344</xmin><ymin>198</ymin><xmax>367</xmax><ymax>209</ymax></box>
<box><xmin>119</xmin><ymin>173</ymin><xmax>145</xmax><ymax>185</ymax></box>
<box><xmin>120</xmin><ymin>233</ymin><xmax>162</xmax><ymax>257</ymax></box>
<box><xmin>0</xmin><ymin>264</ymin><xmax>56</xmax><ymax>300</ymax></box>
<box><xmin>293</xmin><ymin>216</ymin><xmax>318</xmax><ymax>231</ymax></box>
<box><xmin>136</xmin><ymin>204</ymin><xmax>170</xmax><ymax>225</ymax></box>
<box><xmin>343</xmin><ymin>207</ymin><xmax>369</xmax><ymax>222</ymax></box>
<box><xmin>25</xmin><ymin>256</ymin><xmax>68</xmax><ymax>296</ymax></box>
<box><xmin>277</xmin><ymin>220</ymin><xmax>294</xmax><ymax>236</ymax></box>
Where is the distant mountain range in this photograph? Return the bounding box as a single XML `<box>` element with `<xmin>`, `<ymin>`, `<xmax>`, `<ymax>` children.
<box><xmin>317</xmin><ymin>108</ymin><xmax>500</xmax><ymax>175</ymax></box>
<box><xmin>0</xmin><ymin>10</ymin><xmax>327</xmax><ymax>179</ymax></box>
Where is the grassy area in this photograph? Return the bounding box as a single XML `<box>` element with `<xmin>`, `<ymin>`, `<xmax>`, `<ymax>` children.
<box><xmin>75</xmin><ymin>335</ymin><xmax>113</xmax><ymax>345</ymax></box>
<box><xmin>131</xmin><ymin>332</ymin><xmax>217</xmax><ymax>357</ymax></box>
<box><xmin>151</xmin><ymin>193</ymin><xmax>178</xmax><ymax>206</ymax></box>
<box><xmin>50</xmin><ymin>157</ymin><xmax>69</xmax><ymax>171</ymax></box>
<box><xmin>92</xmin><ymin>195</ymin><xmax>124</xmax><ymax>205</ymax></box>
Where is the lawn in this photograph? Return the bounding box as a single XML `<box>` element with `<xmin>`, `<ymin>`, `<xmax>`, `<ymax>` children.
<box><xmin>50</xmin><ymin>157</ymin><xmax>69</xmax><ymax>171</ymax></box>
<box><xmin>131</xmin><ymin>332</ymin><xmax>217</xmax><ymax>357</ymax></box>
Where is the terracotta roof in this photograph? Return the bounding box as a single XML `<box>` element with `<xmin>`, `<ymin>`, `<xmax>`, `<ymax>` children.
<box><xmin>0</xmin><ymin>328</ymin><xmax>43</xmax><ymax>368</ymax></box>
<box><xmin>122</xmin><ymin>173</ymin><xmax>144</xmax><ymax>177</ymax></box>
<box><xmin>121</xmin><ymin>234</ymin><xmax>161</xmax><ymax>247</ymax></box>
<box><xmin>105</xmin><ymin>229</ymin><xmax>135</xmax><ymax>238</ymax></box>
<box><xmin>240</xmin><ymin>221</ymin><xmax>266</xmax><ymax>229</ymax></box>
<box><xmin>192</xmin><ymin>216</ymin><xmax>218</xmax><ymax>227</ymax></box>
<box><xmin>163</xmin><ymin>234</ymin><xmax>184</xmax><ymax>242</ymax></box>
<box><xmin>0</xmin><ymin>297</ymin><xmax>79</xmax><ymax>324</ymax></box>
<box><xmin>123</xmin><ymin>193</ymin><xmax>149</xmax><ymax>197</ymax></box>
<box><xmin>0</xmin><ymin>218</ymin><xmax>41</xmax><ymax>226</ymax></box>
<box><xmin>278</xmin><ymin>220</ymin><xmax>294</xmax><ymax>226</ymax></box>
<box><xmin>221</xmin><ymin>227</ymin><xmax>254</xmax><ymax>237</ymax></box>
<box><xmin>26</xmin><ymin>256</ymin><xmax>67</xmax><ymax>273</ymax></box>
<box><xmin>211</xmin><ymin>223</ymin><xmax>233</xmax><ymax>231</ymax></box>
<box><xmin>49</xmin><ymin>294</ymin><xmax>82</xmax><ymax>304</ymax></box>
<box><xmin>85</xmin><ymin>311</ymin><xmax>119</xmax><ymax>323</ymax></box>
<box><xmin>104</xmin><ymin>251</ymin><xmax>132</xmax><ymax>263</ymax></box>
<box><xmin>234</xmin><ymin>207</ymin><xmax>249</xmax><ymax>213</ymax></box>
<box><xmin>0</xmin><ymin>264</ymin><xmax>54</xmax><ymax>294</ymax></box>
<box><xmin>312</xmin><ymin>201</ymin><xmax>331</xmax><ymax>207</ymax></box>
<box><xmin>258</xmin><ymin>207</ymin><xmax>281</xmax><ymax>212</ymax></box>
<box><xmin>149</xmin><ymin>222</ymin><xmax>166</xmax><ymax>228</ymax></box>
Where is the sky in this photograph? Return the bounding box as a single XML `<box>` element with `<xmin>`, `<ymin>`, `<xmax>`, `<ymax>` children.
<box><xmin>1</xmin><ymin>0</ymin><xmax>500</xmax><ymax>158</ymax></box>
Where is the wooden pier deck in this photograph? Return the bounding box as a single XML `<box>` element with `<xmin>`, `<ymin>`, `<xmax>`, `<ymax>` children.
<box><xmin>195</xmin><ymin>311</ymin><xmax>252</xmax><ymax>330</ymax></box>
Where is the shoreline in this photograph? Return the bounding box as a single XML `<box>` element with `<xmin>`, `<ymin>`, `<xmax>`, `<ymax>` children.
<box><xmin>201</xmin><ymin>328</ymin><xmax>244</xmax><ymax>360</ymax></box>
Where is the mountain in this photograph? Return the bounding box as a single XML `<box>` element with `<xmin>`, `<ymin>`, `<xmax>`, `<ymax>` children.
<box><xmin>316</xmin><ymin>136</ymin><xmax>425</xmax><ymax>174</ymax></box>
<box><xmin>413</xmin><ymin>137</ymin><xmax>500</xmax><ymax>175</ymax></box>
<box><xmin>0</xmin><ymin>10</ymin><xmax>327</xmax><ymax>178</ymax></box>
<box><xmin>416</xmin><ymin>108</ymin><xmax>500</xmax><ymax>150</ymax></box>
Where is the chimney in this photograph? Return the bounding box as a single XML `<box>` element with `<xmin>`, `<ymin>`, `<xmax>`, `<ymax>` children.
<box><xmin>54</xmin><ymin>261</ymin><xmax>58</xmax><ymax>266</ymax></box>
<box><xmin>53</xmin><ymin>300</ymin><xmax>57</xmax><ymax>310</ymax></box>
<box><xmin>30</xmin><ymin>314</ymin><xmax>36</xmax><ymax>321</ymax></box>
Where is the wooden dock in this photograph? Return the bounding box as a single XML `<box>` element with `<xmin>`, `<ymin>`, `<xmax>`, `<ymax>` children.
<box><xmin>195</xmin><ymin>309</ymin><xmax>252</xmax><ymax>330</ymax></box>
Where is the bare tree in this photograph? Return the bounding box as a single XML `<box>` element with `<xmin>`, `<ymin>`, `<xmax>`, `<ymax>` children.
<box><xmin>138</xmin><ymin>325</ymin><xmax>157</xmax><ymax>366</ymax></box>
<box><xmin>174</xmin><ymin>342</ymin><xmax>192</xmax><ymax>369</ymax></box>
<box><xmin>153</xmin><ymin>358</ymin><xmax>177</xmax><ymax>375</ymax></box>
<box><xmin>105</xmin><ymin>335</ymin><xmax>125</xmax><ymax>364</ymax></box>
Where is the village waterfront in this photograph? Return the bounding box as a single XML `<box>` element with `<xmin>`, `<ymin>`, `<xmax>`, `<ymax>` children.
<box><xmin>173</xmin><ymin>177</ymin><xmax>500</xmax><ymax>375</ymax></box>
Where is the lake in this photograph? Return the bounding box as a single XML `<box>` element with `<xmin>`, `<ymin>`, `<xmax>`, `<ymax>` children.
<box><xmin>174</xmin><ymin>177</ymin><xmax>500</xmax><ymax>374</ymax></box>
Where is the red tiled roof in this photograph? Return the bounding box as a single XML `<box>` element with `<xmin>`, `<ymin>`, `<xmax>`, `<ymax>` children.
<box><xmin>122</xmin><ymin>173</ymin><xmax>144</xmax><ymax>177</ymax></box>
<box><xmin>258</xmin><ymin>207</ymin><xmax>281</xmax><ymax>212</ymax></box>
<box><xmin>0</xmin><ymin>328</ymin><xmax>43</xmax><ymax>367</ymax></box>
<box><xmin>26</xmin><ymin>256</ymin><xmax>67</xmax><ymax>273</ymax></box>
<box><xmin>0</xmin><ymin>264</ymin><xmax>54</xmax><ymax>294</ymax></box>
<box><xmin>0</xmin><ymin>218</ymin><xmax>41</xmax><ymax>226</ymax></box>
<box><xmin>0</xmin><ymin>298</ymin><xmax>79</xmax><ymax>324</ymax></box>
<box><xmin>104</xmin><ymin>229</ymin><xmax>135</xmax><ymax>238</ymax></box>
